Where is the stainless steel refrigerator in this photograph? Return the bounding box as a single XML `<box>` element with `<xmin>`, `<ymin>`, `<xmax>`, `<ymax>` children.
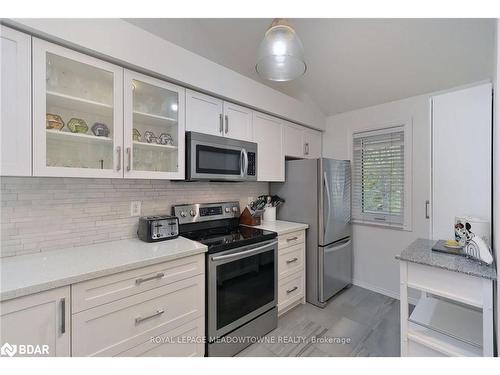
<box><xmin>270</xmin><ymin>158</ymin><xmax>352</xmax><ymax>307</ymax></box>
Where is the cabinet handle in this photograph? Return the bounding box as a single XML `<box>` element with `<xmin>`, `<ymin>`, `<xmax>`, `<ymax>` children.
<box><xmin>225</xmin><ymin>115</ymin><xmax>229</xmax><ymax>134</ymax></box>
<box><xmin>425</xmin><ymin>200</ymin><xmax>430</xmax><ymax>219</ymax></box>
<box><xmin>286</xmin><ymin>236</ymin><xmax>298</xmax><ymax>242</ymax></box>
<box><xmin>219</xmin><ymin>114</ymin><xmax>223</xmax><ymax>133</ymax></box>
<box><xmin>116</xmin><ymin>146</ymin><xmax>121</xmax><ymax>171</ymax></box>
<box><xmin>135</xmin><ymin>272</ymin><xmax>165</xmax><ymax>285</ymax></box>
<box><xmin>286</xmin><ymin>286</ymin><xmax>298</xmax><ymax>294</ymax></box>
<box><xmin>135</xmin><ymin>309</ymin><xmax>165</xmax><ymax>324</ymax></box>
<box><xmin>304</xmin><ymin>143</ymin><xmax>309</xmax><ymax>156</ymax></box>
<box><xmin>286</xmin><ymin>257</ymin><xmax>298</xmax><ymax>264</ymax></box>
<box><xmin>60</xmin><ymin>298</ymin><xmax>66</xmax><ymax>334</ymax></box>
<box><xmin>126</xmin><ymin>147</ymin><xmax>131</xmax><ymax>171</ymax></box>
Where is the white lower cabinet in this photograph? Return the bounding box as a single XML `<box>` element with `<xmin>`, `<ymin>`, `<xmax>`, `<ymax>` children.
<box><xmin>277</xmin><ymin>230</ymin><xmax>306</xmax><ymax>315</ymax></box>
<box><xmin>0</xmin><ymin>286</ymin><xmax>70</xmax><ymax>357</ymax></box>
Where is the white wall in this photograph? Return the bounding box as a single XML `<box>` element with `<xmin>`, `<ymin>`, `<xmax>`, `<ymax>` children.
<box><xmin>323</xmin><ymin>94</ymin><xmax>431</xmax><ymax>299</ymax></box>
<box><xmin>5</xmin><ymin>18</ymin><xmax>326</xmax><ymax>130</ymax></box>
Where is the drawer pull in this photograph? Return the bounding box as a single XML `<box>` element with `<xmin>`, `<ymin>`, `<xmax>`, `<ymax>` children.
<box><xmin>286</xmin><ymin>236</ymin><xmax>298</xmax><ymax>242</ymax></box>
<box><xmin>135</xmin><ymin>272</ymin><xmax>165</xmax><ymax>285</ymax></box>
<box><xmin>286</xmin><ymin>286</ymin><xmax>298</xmax><ymax>294</ymax></box>
<box><xmin>135</xmin><ymin>309</ymin><xmax>165</xmax><ymax>324</ymax></box>
<box><xmin>286</xmin><ymin>257</ymin><xmax>298</xmax><ymax>264</ymax></box>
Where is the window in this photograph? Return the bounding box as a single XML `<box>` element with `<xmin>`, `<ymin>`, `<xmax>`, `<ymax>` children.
<box><xmin>352</xmin><ymin>125</ymin><xmax>410</xmax><ymax>229</ymax></box>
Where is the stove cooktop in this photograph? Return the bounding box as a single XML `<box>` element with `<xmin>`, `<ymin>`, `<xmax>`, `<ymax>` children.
<box><xmin>181</xmin><ymin>225</ymin><xmax>277</xmax><ymax>254</ymax></box>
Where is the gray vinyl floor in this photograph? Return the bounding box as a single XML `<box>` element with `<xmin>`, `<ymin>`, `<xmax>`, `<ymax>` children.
<box><xmin>237</xmin><ymin>285</ymin><xmax>401</xmax><ymax>357</ymax></box>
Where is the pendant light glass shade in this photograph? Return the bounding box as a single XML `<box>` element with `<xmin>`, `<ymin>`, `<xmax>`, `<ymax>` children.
<box><xmin>256</xmin><ymin>19</ymin><xmax>306</xmax><ymax>82</ymax></box>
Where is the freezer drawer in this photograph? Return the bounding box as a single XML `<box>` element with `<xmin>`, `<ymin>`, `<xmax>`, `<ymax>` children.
<box><xmin>320</xmin><ymin>237</ymin><xmax>352</xmax><ymax>302</ymax></box>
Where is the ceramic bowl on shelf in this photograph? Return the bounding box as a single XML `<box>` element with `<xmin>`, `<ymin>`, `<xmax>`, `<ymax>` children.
<box><xmin>46</xmin><ymin>113</ymin><xmax>65</xmax><ymax>130</ymax></box>
<box><xmin>157</xmin><ymin>133</ymin><xmax>174</xmax><ymax>146</ymax></box>
<box><xmin>132</xmin><ymin>128</ymin><xmax>142</xmax><ymax>141</ymax></box>
<box><xmin>144</xmin><ymin>130</ymin><xmax>157</xmax><ymax>143</ymax></box>
<box><xmin>91</xmin><ymin>122</ymin><xmax>110</xmax><ymax>137</ymax></box>
<box><xmin>67</xmin><ymin>118</ymin><xmax>89</xmax><ymax>134</ymax></box>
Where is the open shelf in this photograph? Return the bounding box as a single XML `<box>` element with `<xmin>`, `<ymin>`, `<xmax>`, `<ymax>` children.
<box><xmin>407</xmin><ymin>296</ymin><xmax>483</xmax><ymax>356</ymax></box>
<box><xmin>46</xmin><ymin>129</ymin><xmax>113</xmax><ymax>144</ymax></box>
<box><xmin>133</xmin><ymin>110</ymin><xmax>177</xmax><ymax>127</ymax></box>
<box><xmin>132</xmin><ymin>140</ymin><xmax>177</xmax><ymax>152</ymax></box>
<box><xmin>47</xmin><ymin>91</ymin><xmax>113</xmax><ymax>116</ymax></box>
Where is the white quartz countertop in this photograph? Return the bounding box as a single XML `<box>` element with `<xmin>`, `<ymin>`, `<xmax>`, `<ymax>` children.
<box><xmin>0</xmin><ymin>237</ymin><xmax>207</xmax><ymax>302</ymax></box>
<box><xmin>249</xmin><ymin>220</ymin><xmax>309</xmax><ymax>236</ymax></box>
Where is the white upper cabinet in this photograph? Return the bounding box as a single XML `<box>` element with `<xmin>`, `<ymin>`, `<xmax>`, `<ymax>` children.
<box><xmin>32</xmin><ymin>38</ymin><xmax>124</xmax><ymax>178</ymax></box>
<box><xmin>1</xmin><ymin>286</ymin><xmax>70</xmax><ymax>357</ymax></box>
<box><xmin>223</xmin><ymin>102</ymin><xmax>253</xmax><ymax>141</ymax></box>
<box><xmin>124</xmin><ymin>70</ymin><xmax>185</xmax><ymax>180</ymax></box>
<box><xmin>1</xmin><ymin>26</ymin><xmax>32</xmax><ymax>176</ymax></box>
<box><xmin>253</xmin><ymin>111</ymin><xmax>284</xmax><ymax>181</ymax></box>
<box><xmin>303</xmin><ymin>129</ymin><xmax>322</xmax><ymax>158</ymax></box>
<box><xmin>185</xmin><ymin>89</ymin><xmax>223</xmax><ymax>136</ymax></box>
<box><xmin>283</xmin><ymin>122</ymin><xmax>305</xmax><ymax>158</ymax></box>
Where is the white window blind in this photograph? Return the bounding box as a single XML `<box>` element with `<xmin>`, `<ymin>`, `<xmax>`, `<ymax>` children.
<box><xmin>352</xmin><ymin>126</ymin><xmax>405</xmax><ymax>227</ymax></box>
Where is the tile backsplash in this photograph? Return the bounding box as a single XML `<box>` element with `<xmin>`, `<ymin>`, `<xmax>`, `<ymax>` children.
<box><xmin>0</xmin><ymin>177</ymin><xmax>268</xmax><ymax>258</ymax></box>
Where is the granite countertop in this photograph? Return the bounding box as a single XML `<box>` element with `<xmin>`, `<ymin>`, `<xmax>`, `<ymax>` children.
<box><xmin>396</xmin><ymin>238</ymin><xmax>497</xmax><ymax>280</ymax></box>
<box><xmin>248</xmin><ymin>220</ymin><xmax>309</xmax><ymax>236</ymax></box>
<box><xmin>0</xmin><ymin>237</ymin><xmax>207</xmax><ymax>302</ymax></box>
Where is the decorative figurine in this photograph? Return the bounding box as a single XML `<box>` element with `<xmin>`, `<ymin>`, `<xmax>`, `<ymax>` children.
<box><xmin>67</xmin><ymin>118</ymin><xmax>88</xmax><ymax>134</ymax></box>
<box><xmin>132</xmin><ymin>128</ymin><xmax>142</xmax><ymax>142</ymax></box>
<box><xmin>157</xmin><ymin>133</ymin><xmax>174</xmax><ymax>146</ymax></box>
<box><xmin>46</xmin><ymin>113</ymin><xmax>65</xmax><ymax>130</ymax></box>
<box><xmin>144</xmin><ymin>130</ymin><xmax>157</xmax><ymax>143</ymax></box>
<box><xmin>91</xmin><ymin>122</ymin><xmax>110</xmax><ymax>137</ymax></box>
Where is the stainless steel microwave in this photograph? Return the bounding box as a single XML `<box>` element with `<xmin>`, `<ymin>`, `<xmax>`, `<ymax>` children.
<box><xmin>186</xmin><ymin>132</ymin><xmax>257</xmax><ymax>181</ymax></box>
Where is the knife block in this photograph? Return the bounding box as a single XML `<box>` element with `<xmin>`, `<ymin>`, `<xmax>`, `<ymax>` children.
<box><xmin>239</xmin><ymin>207</ymin><xmax>261</xmax><ymax>226</ymax></box>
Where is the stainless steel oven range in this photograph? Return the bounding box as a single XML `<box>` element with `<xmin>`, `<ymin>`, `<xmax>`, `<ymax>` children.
<box><xmin>173</xmin><ymin>201</ymin><xmax>278</xmax><ymax>357</ymax></box>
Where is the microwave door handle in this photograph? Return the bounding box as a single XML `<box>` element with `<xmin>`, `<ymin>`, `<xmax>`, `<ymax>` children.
<box><xmin>243</xmin><ymin>148</ymin><xmax>249</xmax><ymax>176</ymax></box>
<box><xmin>240</xmin><ymin>149</ymin><xmax>245</xmax><ymax>177</ymax></box>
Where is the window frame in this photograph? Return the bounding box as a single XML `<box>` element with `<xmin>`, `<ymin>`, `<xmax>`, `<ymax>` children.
<box><xmin>350</xmin><ymin>121</ymin><xmax>413</xmax><ymax>231</ymax></box>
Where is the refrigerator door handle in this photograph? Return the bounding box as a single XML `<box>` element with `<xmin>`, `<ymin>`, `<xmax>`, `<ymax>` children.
<box><xmin>324</xmin><ymin>238</ymin><xmax>352</xmax><ymax>253</ymax></box>
<box><xmin>323</xmin><ymin>171</ymin><xmax>331</xmax><ymax>239</ymax></box>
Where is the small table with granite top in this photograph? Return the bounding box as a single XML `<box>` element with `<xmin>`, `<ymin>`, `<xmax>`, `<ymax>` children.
<box><xmin>397</xmin><ymin>239</ymin><xmax>496</xmax><ymax>357</ymax></box>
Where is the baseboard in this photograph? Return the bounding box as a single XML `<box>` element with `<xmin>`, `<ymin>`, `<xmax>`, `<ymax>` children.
<box><xmin>352</xmin><ymin>278</ymin><xmax>419</xmax><ymax>306</ymax></box>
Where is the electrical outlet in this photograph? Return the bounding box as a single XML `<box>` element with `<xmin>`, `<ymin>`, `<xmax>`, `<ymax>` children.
<box><xmin>130</xmin><ymin>201</ymin><xmax>142</xmax><ymax>217</ymax></box>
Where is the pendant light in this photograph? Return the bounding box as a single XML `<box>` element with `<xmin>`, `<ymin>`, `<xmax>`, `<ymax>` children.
<box><xmin>256</xmin><ymin>18</ymin><xmax>306</xmax><ymax>82</ymax></box>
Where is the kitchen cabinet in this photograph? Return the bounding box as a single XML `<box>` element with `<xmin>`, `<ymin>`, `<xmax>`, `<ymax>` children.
<box><xmin>1</xmin><ymin>26</ymin><xmax>32</xmax><ymax>176</ymax></box>
<box><xmin>253</xmin><ymin>111</ymin><xmax>285</xmax><ymax>181</ymax></box>
<box><xmin>186</xmin><ymin>90</ymin><xmax>253</xmax><ymax>142</ymax></box>
<box><xmin>32</xmin><ymin>38</ymin><xmax>124</xmax><ymax>178</ymax></box>
<box><xmin>223</xmin><ymin>102</ymin><xmax>253</xmax><ymax>141</ymax></box>
<box><xmin>185</xmin><ymin>89</ymin><xmax>223</xmax><ymax>136</ymax></box>
<box><xmin>0</xmin><ymin>286</ymin><xmax>70</xmax><ymax>357</ymax></box>
<box><xmin>303</xmin><ymin>129</ymin><xmax>322</xmax><ymax>158</ymax></box>
<box><xmin>283</xmin><ymin>122</ymin><xmax>304</xmax><ymax>158</ymax></box>
<box><xmin>124</xmin><ymin>70</ymin><xmax>185</xmax><ymax>179</ymax></box>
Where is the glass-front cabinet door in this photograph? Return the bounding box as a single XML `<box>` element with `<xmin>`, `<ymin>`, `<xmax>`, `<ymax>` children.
<box><xmin>32</xmin><ymin>38</ymin><xmax>123</xmax><ymax>177</ymax></box>
<box><xmin>123</xmin><ymin>70</ymin><xmax>185</xmax><ymax>179</ymax></box>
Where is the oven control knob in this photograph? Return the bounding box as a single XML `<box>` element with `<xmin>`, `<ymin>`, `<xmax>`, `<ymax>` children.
<box><xmin>225</xmin><ymin>207</ymin><xmax>231</xmax><ymax>213</ymax></box>
<box><xmin>232</xmin><ymin>206</ymin><xmax>239</xmax><ymax>213</ymax></box>
<box><xmin>180</xmin><ymin>211</ymin><xmax>187</xmax><ymax>217</ymax></box>
<box><xmin>189</xmin><ymin>209</ymin><xmax>196</xmax><ymax>217</ymax></box>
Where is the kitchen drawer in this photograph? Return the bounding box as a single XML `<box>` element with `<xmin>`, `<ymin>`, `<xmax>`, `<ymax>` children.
<box><xmin>278</xmin><ymin>243</ymin><xmax>304</xmax><ymax>279</ymax></box>
<box><xmin>278</xmin><ymin>230</ymin><xmax>305</xmax><ymax>249</ymax></box>
<box><xmin>278</xmin><ymin>270</ymin><xmax>304</xmax><ymax>312</ymax></box>
<box><xmin>72</xmin><ymin>274</ymin><xmax>204</xmax><ymax>356</ymax></box>
<box><xmin>72</xmin><ymin>254</ymin><xmax>204</xmax><ymax>313</ymax></box>
<box><xmin>116</xmin><ymin>316</ymin><xmax>204</xmax><ymax>357</ymax></box>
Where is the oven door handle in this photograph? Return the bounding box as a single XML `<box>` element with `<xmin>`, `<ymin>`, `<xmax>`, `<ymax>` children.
<box><xmin>211</xmin><ymin>240</ymin><xmax>277</xmax><ymax>262</ymax></box>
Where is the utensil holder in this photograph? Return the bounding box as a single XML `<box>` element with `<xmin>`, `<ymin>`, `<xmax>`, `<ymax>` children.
<box><xmin>263</xmin><ymin>206</ymin><xmax>276</xmax><ymax>222</ymax></box>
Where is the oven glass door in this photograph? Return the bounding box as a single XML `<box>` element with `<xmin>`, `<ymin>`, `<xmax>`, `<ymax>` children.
<box><xmin>209</xmin><ymin>240</ymin><xmax>277</xmax><ymax>339</ymax></box>
<box><xmin>196</xmin><ymin>144</ymin><xmax>242</xmax><ymax>176</ymax></box>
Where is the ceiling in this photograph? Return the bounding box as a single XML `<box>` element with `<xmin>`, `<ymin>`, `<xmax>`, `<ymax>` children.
<box><xmin>126</xmin><ymin>18</ymin><xmax>495</xmax><ymax>116</ymax></box>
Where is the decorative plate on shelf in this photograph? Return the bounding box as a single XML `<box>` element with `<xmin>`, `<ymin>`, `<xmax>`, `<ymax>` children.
<box><xmin>132</xmin><ymin>128</ymin><xmax>142</xmax><ymax>141</ymax></box>
<box><xmin>157</xmin><ymin>133</ymin><xmax>174</xmax><ymax>146</ymax></box>
<box><xmin>46</xmin><ymin>113</ymin><xmax>64</xmax><ymax>130</ymax></box>
<box><xmin>91</xmin><ymin>122</ymin><xmax>110</xmax><ymax>137</ymax></box>
<box><xmin>144</xmin><ymin>130</ymin><xmax>157</xmax><ymax>143</ymax></box>
<box><xmin>67</xmin><ymin>118</ymin><xmax>88</xmax><ymax>134</ymax></box>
